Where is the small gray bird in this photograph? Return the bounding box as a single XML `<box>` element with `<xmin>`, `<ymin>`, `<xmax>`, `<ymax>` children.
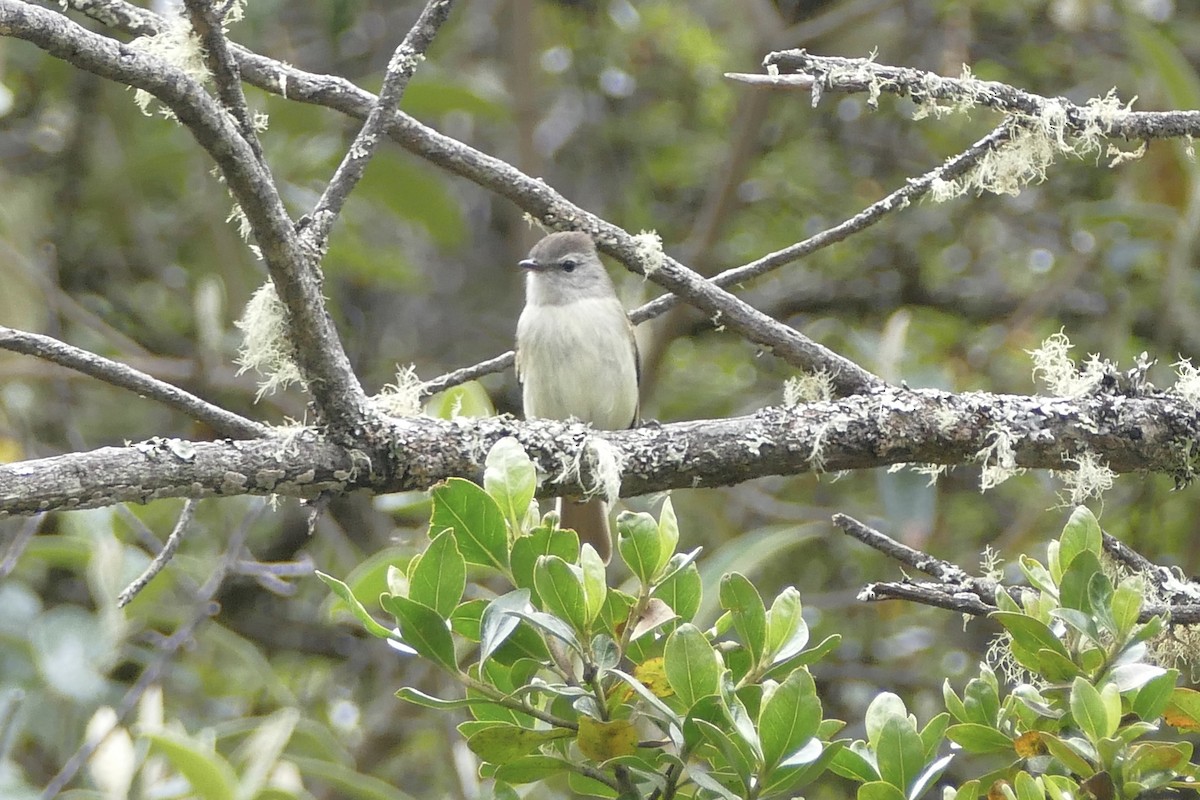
<box><xmin>515</xmin><ymin>231</ymin><xmax>640</xmax><ymax>563</ymax></box>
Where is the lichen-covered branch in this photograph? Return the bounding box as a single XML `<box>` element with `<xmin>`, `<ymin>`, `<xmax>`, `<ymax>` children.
<box><xmin>0</xmin><ymin>0</ymin><xmax>369</xmax><ymax>433</ymax></box>
<box><xmin>3</xmin><ymin>386</ymin><xmax>1200</xmax><ymax>517</ymax></box>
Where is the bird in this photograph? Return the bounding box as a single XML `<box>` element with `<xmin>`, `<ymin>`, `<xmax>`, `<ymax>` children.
<box><xmin>515</xmin><ymin>231</ymin><xmax>640</xmax><ymax>563</ymax></box>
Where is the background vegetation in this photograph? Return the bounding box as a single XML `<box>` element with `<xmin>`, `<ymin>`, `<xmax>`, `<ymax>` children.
<box><xmin>3</xmin><ymin>0</ymin><xmax>1200</xmax><ymax>797</ymax></box>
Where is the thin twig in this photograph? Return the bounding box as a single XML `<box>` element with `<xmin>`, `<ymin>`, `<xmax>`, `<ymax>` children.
<box><xmin>41</xmin><ymin>501</ymin><xmax>263</xmax><ymax>798</ymax></box>
<box><xmin>422</xmin><ymin>123</ymin><xmax>1010</xmax><ymax>399</ymax></box>
<box><xmin>117</xmin><ymin>499</ymin><xmax>199</xmax><ymax>608</ymax></box>
<box><xmin>0</xmin><ymin>326</ymin><xmax>268</xmax><ymax>439</ymax></box>
<box><xmin>832</xmin><ymin>514</ymin><xmax>973</xmax><ymax>583</ymax></box>
<box><xmin>181</xmin><ymin>0</ymin><xmax>264</xmax><ymax>163</ymax></box>
<box><xmin>0</xmin><ymin>514</ymin><xmax>43</xmax><ymax>578</ymax></box>
<box><xmin>302</xmin><ymin>0</ymin><xmax>457</xmax><ymax>251</ymax></box>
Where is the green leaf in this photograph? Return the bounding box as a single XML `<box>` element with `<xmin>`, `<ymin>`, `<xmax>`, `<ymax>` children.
<box><xmin>693</xmin><ymin>718</ymin><xmax>753</xmax><ymax>793</ymax></box>
<box><xmin>858</xmin><ymin>780</ymin><xmax>908</xmax><ymax>800</ymax></box>
<box><xmin>830</xmin><ymin>741</ymin><xmax>881</xmax><ymax>783</ymax></box>
<box><xmin>875</xmin><ymin>715</ymin><xmax>925</xmax><ymax>794</ymax></box>
<box><xmin>1070</xmin><ymin>677</ymin><xmax>1115</xmax><ymax>742</ymax></box>
<box><xmin>408</xmin><ymin>529</ymin><xmax>465</xmax><ymax>618</ymax></box>
<box><xmin>909</xmin><ymin>753</ymin><xmax>954</xmax><ymax>800</ymax></box>
<box><xmin>533</xmin><ymin>555</ymin><xmax>588</xmax><ymax>634</ymax></box>
<box><xmin>480</xmin><ymin>590</ymin><xmax>530</xmax><ymax>665</ymax></box>
<box><xmin>664</xmin><ymin>623</ymin><xmax>721</xmax><ymax>708</ymax></box>
<box><xmin>451</xmin><ymin>598</ymin><xmax>486</xmax><ymax>641</ymax></box>
<box><xmin>758</xmin><ymin>668</ymin><xmax>822</xmax><ymax>771</ymax></box>
<box><xmin>431</xmin><ymin>478</ymin><xmax>508</xmax><ymax>571</ymax></box>
<box><xmin>510</xmin><ymin>527</ymin><xmax>578</xmax><ymax>603</ymax></box>
<box><xmin>1039</xmin><ymin>733</ymin><xmax>1096</xmax><ymax>777</ymax></box>
<box><xmin>144</xmin><ymin>731</ymin><xmax>238</xmax><ymax>800</ymax></box>
<box><xmin>380</xmin><ymin>594</ymin><xmax>457</xmax><ymax>671</ymax></box>
<box><xmin>617</xmin><ymin>511</ymin><xmax>662</xmax><ymax>585</ymax></box>
<box><xmin>653</xmin><ymin>561</ymin><xmax>702</xmax><ymax>623</ymax></box>
<box><xmin>1059</xmin><ymin>506</ymin><xmax>1102</xmax><ymax>571</ymax></box>
<box><xmin>918</xmin><ymin>713</ymin><xmax>950</xmax><ymax>761</ymax></box>
<box><xmin>491</xmin><ymin>755</ymin><xmax>572</xmax><ymax>784</ymax></box>
<box><xmin>1132</xmin><ymin>669</ymin><xmax>1179</xmax><ymax>721</ymax></box>
<box><xmin>465</xmin><ymin>723</ymin><xmax>573</xmax><ymax>764</ymax></box>
<box><xmin>865</xmin><ymin>693</ymin><xmax>910</xmax><ymax>749</ymax></box>
<box><xmin>766</xmin><ymin>587</ymin><xmax>808</xmax><ymax>665</ymax></box>
<box><xmin>1110</xmin><ymin>578</ymin><xmax>1144</xmax><ymax>639</ymax></box>
<box><xmin>505</xmin><ymin>608</ymin><xmax>581</xmax><ymax>653</ymax></box>
<box><xmin>760</xmin><ymin>739</ymin><xmax>843</xmax><ymax>798</ymax></box>
<box><xmin>1059</xmin><ymin>550</ymin><xmax>1105</xmax><ymax>613</ymax></box>
<box><xmin>396</xmin><ymin>687</ymin><xmax>482</xmax><ymax>711</ymax></box>
<box><xmin>1105</xmin><ymin>663</ymin><xmax>1166</xmax><ymax>694</ymax></box>
<box><xmin>943</xmin><ymin>681</ymin><xmax>968</xmax><ymax>723</ymax></box>
<box><xmin>315</xmin><ymin>571</ymin><xmax>394</xmax><ymax>639</ymax></box>
<box><xmin>945</xmin><ymin>723</ymin><xmax>1014</xmax><ymax>754</ymax></box>
<box><xmin>1014</xmin><ymin>770</ymin><xmax>1045</xmax><ymax>800</ymax></box>
<box><xmin>763</xmin><ymin>633</ymin><xmax>841</xmax><ymax>679</ymax></box>
<box><xmin>655</xmin><ymin>497</ymin><xmax>680</xmax><ymax>575</ymax></box>
<box><xmin>484</xmin><ymin>438</ymin><xmax>538</xmax><ymax>533</ymax></box>
<box><xmin>991</xmin><ymin>612</ymin><xmax>1073</xmax><ymax>665</ymax></box>
<box><xmin>719</xmin><ymin>573</ymin><xmax>768</xmax><ymax>670</ymax></box>
<box><xmin>579</xmin><ymin>543</ymin><xmax>608</xmax><ymax>626</ymax></box>
<box><xmin>963</xmin><ymin>667</ymin><xmax>1001</xmax><ymax>726</ymax></box>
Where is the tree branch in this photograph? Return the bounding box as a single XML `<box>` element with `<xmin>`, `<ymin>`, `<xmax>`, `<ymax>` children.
<box><xmin>0</xmin><ymin>326</ymin><xmax>268</xmax><ymax>439</ymax></box>
<box><xmin>3</xmin><ymin>386</ymin><xmax>1199</xmax><ymax>517</ymax></box>
<box><xmin>753</xmin><ymin>49</ymin><xmax>1200</xmax><ymax>141</ymax></box>
<box><xmin>301</xmin><ymin>0</ymin><xmax>457</xmax><ymax>251</ymax></box>
<box><xmin>0</xmin><ymin>0</ymin><xmax>369</xmax><ymax>433</ymax></box>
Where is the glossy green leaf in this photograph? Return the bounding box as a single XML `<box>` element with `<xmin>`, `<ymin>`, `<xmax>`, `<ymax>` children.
<box><xmin>865</xmin><ymin>692</ymin><xmax>909</xmax><ymax>749</ymax></box>
<box><xmin>858</xmin><ymin>780</ymin><xmax>907</xmax><ymax>800</ymax></box>
<box><xmin>480</xmin><ymin>589</ymin><xmax>530</xmax><ymax>664</ymax></box>
<box><xmin>380</xmin><ymin>594</ymin><xmax>457</xmax><ymax>671</ymax></box>
<box><xmin>945</xmin><ymin>723</ymin><xmax>1013</xmax><ymax>754</ymax></box>
<box><xmin>315</xmin><ymin>571</ymin><xmax>394</xmax><ymax>640</ymax></box>
<box><xmin>1059</xmin><ymin>506</ymin><xmax>1102</xmax><ymax>572</ymax></box>
<box><xmin>408</xmin><ymin>529</ymin><xmax>465</xmax><ymax>618</ymax></box>
<box><xmin>943</xmin><ymin>681</ymin><xmax>968</xmax><ymax>723</ymax></box>
<box><xmin>1013</xmin><ymin>770</ymin><xmax>1045</xmax><ymax>800</ymax></box>
<box><xmin>765</xmin><ymin>587</ymin><xmax>808</xmax><ymax>665</ymax></box>
<box><xmin>992</xmin><ymin>612</ymin><xmax>1073</xmax><ymax>664</ymax></box>
<box><xmin>510</xmin><ymin>527</ymin><xmax>578</xmax><ymax>603</ymax></box>
<box><xmin>533</xmin><ymin>555</ymin><xmax>588</xmax><ymax>634</ymax></box>
<box><xmin>758</xmin><ymin>667</ymin><xmax>822</xmax><ymax>771</ymax></box>
<box><xmin>1132</xmin><ymin>669</ymin><xmax>1178</xmax><ymax>720</ymax></box>
<box><xmin>664</xmin><ymin>623</ymin><xmax>721</xmax><ymax>707</ymax></box>
<box><xmin>830</xmin><ymin>741</ymin><xmax>881</xmax><ymax>783</ymax></box>
<box><xmin>431</xmin><ymin>478</ymin><xmax>508</xmax><ymax>571</ymax></box>
<box><xmin>655</xmin><ymin>497</ymin><xmax>680</xmax><ymax>575</ymax></box>
<box><xmin>579</xmin><ymin>543</ymin><xmax>607</xmax><ymax>626</ymax></box>
<box><xmin>1039</xmin><ymin>733</ymin><xmax>1096</xmax><ymax>777</ymax></box>
<box><xmin>909</xmin><ymin>753</ymin><xmax>954</xmax><ymax>800</ymax></box>
<box><xmin>1058</xmin><ymin>550</ymin><xmax>1105</xmax><ymax>613</ymax></box>
<box><xmin>491</xmin><ymin>755</ymin><xmax>571</xmax><ymax>784</ymax></box>
<box><xmin>874</xmin><ymin>715</ymin><xmax>924</xmax><ymax>793</ymax></box>
<box><xmin>760</xmin><ymin>739</ymin><xmax>843</xmax><ymax>798</ymax></box>
<box><xmin>1071</xmin><ymin>677</ymin><xmax>1116</xmax><ymax>742</ymax></box>
<box><xmin>484</xmin><ymin>438</ymin><xmax>537</xmax><ymax>533</ymax></box>
<box><xmin>616</xmin><ymin>511</ymin><xmax>662</xmax><ymax>585</ymax></box>
<box><xmin>653</xmin><ymin>560</ymin><xmax>702</xmax><ymax>623</ymax></box>
<box><xmin>466</xmin><ymin>723</ymin><xmax>573</xmax><ymax>764</ymax></box>
<box><xmin>918</xmin><ymin>712</ymin><xmax>950</xmax><ymax>761</ymax></box>
<box><xmin>396</xmin><ymin>687</ymin><xmax>484</xmax><ymax>710</ymax></box>
<box><xmin>1110</xmin><ymin>578</ymin><xmax>1144</xmax><ymax>639</ymax></box>
<box><xmin>1105</xmin><ymin>663</ymin><xmax>1166</xmax><ymax>694</ymax></box>
<box><xmin>693</xmin><ymin>718</ymin><xmax>753</xmax><ymax>792</ymax></box>
<box><xmin>719</xmin><ymin>573</ymin><xmax>767</xmax><ymax>669</ymax></box>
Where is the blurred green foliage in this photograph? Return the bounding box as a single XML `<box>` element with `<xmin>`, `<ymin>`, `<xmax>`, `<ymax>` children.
<box><xmin>4</xmin><ymin>0</ymin><xmax>1200</xmax><ymax>797</ymax></box>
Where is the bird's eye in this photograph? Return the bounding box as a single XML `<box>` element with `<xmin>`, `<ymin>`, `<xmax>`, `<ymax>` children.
<box><xmin>560</xmin><ymin>258</ymin><xmax>577</xmax><ymax>272</ymax></box>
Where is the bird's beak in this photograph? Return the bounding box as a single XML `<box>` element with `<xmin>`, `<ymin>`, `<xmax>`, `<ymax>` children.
<box><xmin>518</xmin><ymin>258</ymin><xmax>544</xmax><ymax>271</ymax></box>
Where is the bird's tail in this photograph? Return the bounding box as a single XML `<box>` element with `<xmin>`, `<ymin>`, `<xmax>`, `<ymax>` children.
<box><xmin>558</xmin><ymin>498</ymin><xmax>611</xmax><ymax>564</ymax></box>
